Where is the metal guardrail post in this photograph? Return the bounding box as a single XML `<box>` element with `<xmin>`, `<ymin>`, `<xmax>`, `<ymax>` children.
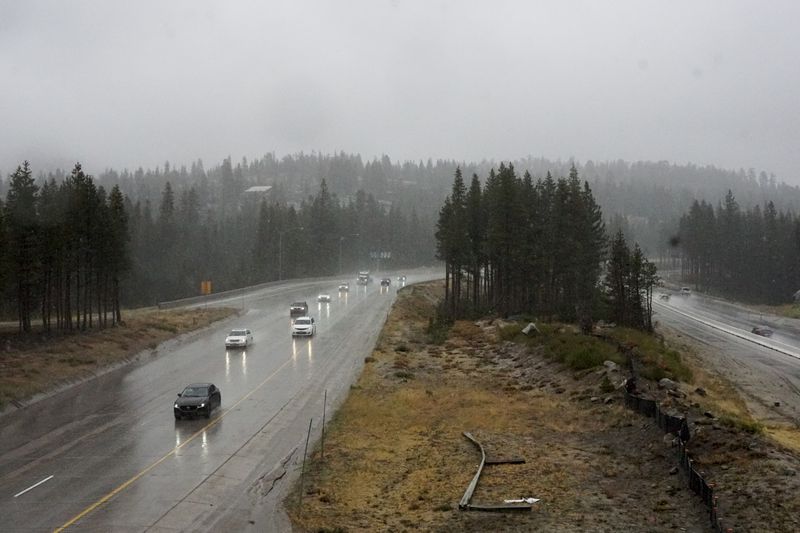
<box><xmin>459</xmin><ymin>432</ymin><xmax>532</xmax><ymax>512</ymax></box>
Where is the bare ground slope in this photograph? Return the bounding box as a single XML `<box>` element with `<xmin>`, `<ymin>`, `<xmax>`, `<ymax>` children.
<box><xmin>287</xmin><ymin>283</ymin><xmax>723</xmax><ymax>532</ymax></box>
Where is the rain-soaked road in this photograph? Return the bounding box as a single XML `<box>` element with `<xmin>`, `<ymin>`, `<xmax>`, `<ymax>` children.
<box><xmin>654</xmin><ymin>290</ymin><xmax>800</xmax><ymax>423</ymax></box>
<box><xmin>0</xmin><ymin>271</ymin><xmax>439</xmax><ymax>532</ymax></box>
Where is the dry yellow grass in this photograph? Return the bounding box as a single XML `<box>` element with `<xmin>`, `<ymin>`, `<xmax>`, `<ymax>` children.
<box><xmin>680</xmin><ymin>350</ymin><xmax>751</xmax><ymax>418</ymax></box>
<box><xmin>0</xmin><ymin>307</ymin><xmax>237</xmax><ymax>408</ymax></box>
<box><xmin>287</xmin><ymin>283</ymin><xmax>710</xmax><ymax>532</ymax></box>
<box><xmin>765</xmin><ymin>427</ymin><xmax>800</xmax><ymax>451</ymax></box>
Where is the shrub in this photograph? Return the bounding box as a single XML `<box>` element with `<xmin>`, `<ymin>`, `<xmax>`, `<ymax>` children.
<box><xmin>599</xmin><ymin>375</ymin><xmax>615</xmax><ymax>393</ymax></box>
<box><xmin>719</xmin><ymin>415</ymin><xmax>763</xmax><ymax>434</ymax></box>
<box><xmin>565</xmin><ymin>346</ymin><xmax>607</xmax><ymax>370</ymax></box>
<box><xmin>426</xmin><ymin>311</ymin><xmax>452</xmax><ymax>345</ymax></box>
<box><xmin>497</xmin><ymin>324</ymin><xmax>523</xmax><ymax>341</ymax></box>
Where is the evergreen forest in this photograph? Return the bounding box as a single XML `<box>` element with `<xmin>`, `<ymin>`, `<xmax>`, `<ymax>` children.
<box><xmin>2</xmin><ymin>151</ymin><xmax>799</xmax><ymax>332</ymax></box>
<box><xmin>678</xmin><ymin>191</ymin><xmax>800</xmax><ymax>304</ymax></box>
<box><xmin>434</xmin><ymin>165</ymin><xmax>659</xmax><ymax>331</ymax></box>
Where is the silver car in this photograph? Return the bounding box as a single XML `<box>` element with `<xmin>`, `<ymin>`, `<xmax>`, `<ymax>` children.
<box><xmin>291</xmin><ymin>316</ymin><xmax>316</xmax><ymax>337</ymax></box>
<box><xmin>225</xmin><ymin>328</ymin><xmax>253</xmax><ymax>348</ymax></box>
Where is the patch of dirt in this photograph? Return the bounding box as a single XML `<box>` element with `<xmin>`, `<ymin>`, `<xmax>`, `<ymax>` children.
<box><xmin>650</xmin><ymin>326</ymin><xmax>800</xmax><ymax>531</ymax></box>
<box><xmin>287</xmin><ymin>282</ymin><xmax>727</xmax><ymax>532</ymax></box>
<box><xmin>0</xmin><ymin>307</ymin><xmax>237</xmax><ymax>409</ymax></box>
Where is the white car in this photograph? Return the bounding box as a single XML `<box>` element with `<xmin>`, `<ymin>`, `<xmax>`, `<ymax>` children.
<box><xmin>225</xmin><ymin>328</ymin><xmax>253</xmax><ymax>348</ymax></box>
<box><xmin>291</xmin><ymin>316</ymin><xmax>316</xmax><ymax>337</ymax></box>
<box><xmin>318</xmin><ymin>294</ymin><xmax>331</xmax><ymax>303</ymax></box>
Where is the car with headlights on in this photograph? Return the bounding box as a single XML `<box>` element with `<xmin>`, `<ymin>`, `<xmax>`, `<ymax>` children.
<box><xmin>290</xmin><ymin>301</ymin><xmax>308</xmax><ymax>317</ymax></box>
<box><xmin>224</xmin><ymin>328</ymin><xmax>253</xmax><ymax>349</ymax></box>
<box><xmin>380</xmin><ymin>277</ymin><xmax>391</xmax><ymax>286</ymax></box>
<box><xmin>174</xmin><ymin>383</ymin><xmax>221</xmax><ymax>419</ymax></box>
<box><xmin>338</xmin><ymin>282</ymin><xmax>349</xmax><ymax>292</ymax></box>
<box><xmin>317</xmin><ymin>294</ymin><xmax>331</xmax><ymax>303</ymax></box>
<box><xmin>291</xmin><ymin>316</ymin><xmax>316</xmax><ymax>337</ymax></box>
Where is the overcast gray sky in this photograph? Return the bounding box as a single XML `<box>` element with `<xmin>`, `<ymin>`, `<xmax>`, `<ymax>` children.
<box><xmin>1</xmin><ymin>0</ymin><xmax>798</xmax><ymax>182</ymax></box>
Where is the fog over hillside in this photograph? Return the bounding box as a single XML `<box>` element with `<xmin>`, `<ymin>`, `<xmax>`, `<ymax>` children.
<box><xmin>1</xmin><ymin>1</ymin><xmax>799</xmax><ymax>183</ymax></box>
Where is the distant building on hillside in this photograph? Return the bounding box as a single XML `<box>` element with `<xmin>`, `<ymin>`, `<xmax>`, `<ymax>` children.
<box><xmin>244</xmin><ymin>185</ymin><xmax>273</xmax><ymax>197</ymax></box>
<box><xmin>240</xmin><ymin>185</ymin><xmax>273</xmax><ymax>210</ymax></box>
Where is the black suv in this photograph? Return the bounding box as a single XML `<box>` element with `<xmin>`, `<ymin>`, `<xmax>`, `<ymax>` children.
<box><xmin>290</xmin><ymin>301</ymin><xmax>308</xmax><ymax>316</ymax></box>
<box><xmin>174</xmin><ymin>383</ymin><xmax>221</xmax><ymax>419</ymax></box>
<box><xmin>380</xmin><ymin>278</ymin><xmax>391</xmax><ymax>286</ymax></box>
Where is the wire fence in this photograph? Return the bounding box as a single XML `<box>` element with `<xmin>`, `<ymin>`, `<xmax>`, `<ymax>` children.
<box><xmin>623</xmin><ymin>387</ymin><xmax>732</xmax><ymax>532</ymax></box>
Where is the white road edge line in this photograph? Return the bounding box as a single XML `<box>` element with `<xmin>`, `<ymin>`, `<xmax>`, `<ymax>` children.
<box><xmin>654</xmin><ymin>300</ymin><xmax>800</xmax><ymax>360</ymax></box>
<box><xmin>13</xmin><ymin>475</ymin><xmax>54</xmax><ymax>498</ymax></box>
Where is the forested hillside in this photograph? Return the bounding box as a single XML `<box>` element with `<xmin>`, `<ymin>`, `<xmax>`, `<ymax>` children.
<box><xmin>81</xmin><ymin>153</ymin><xmax>800</xmax><ymax>256</ymax></box>
<box><xmin>678</xmin><ymin>191</ymin><xmax>800</xmax><ymax>304</ymax></box>
<box><xmin>2</xmin><ymin>152</ymin><xmax>798</xmax><ymax>321</ymax></box>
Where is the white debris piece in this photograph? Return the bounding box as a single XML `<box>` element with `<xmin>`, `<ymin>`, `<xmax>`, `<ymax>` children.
<box><xmin>521</xmin><ymin>323</ymin><xmax>540</xmax><ymax>336</ymax></box>
<box><xmin>503</xmin><ymin>497</ymin><xmax>540</xmax><ymax>504</ymax></box>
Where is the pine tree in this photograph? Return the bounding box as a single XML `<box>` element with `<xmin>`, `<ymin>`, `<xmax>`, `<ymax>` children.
<box><xmin>108</xmin><ymin>185</ymin><xmax>129</xmax><ymax>324</ymax></box>
<box><xmin>5</xmin><ymin>162</ymin><xmax>40</xmax><ymax>332</ymax></box>
<box><xmin>435</xmin><ymin>168</ymin><xmax>468</xmax><ymax>317</ymax></box>
<box><xmin>606</xmin><ymin>230</ymin><xmax>630</xmax><ymax>325</ymax></box>
<box><xmin>465</xmin><ymin>173</ymin><xmax>484</xmax><ymax>309</ymax></box>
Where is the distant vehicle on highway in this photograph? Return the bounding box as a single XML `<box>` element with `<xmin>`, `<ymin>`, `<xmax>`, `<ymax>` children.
<box><xmin>338</xmin><ymin>282</ymin><xmax>350</xmax><ymax>292</ymax></box>
<box><xmin>398</xmin><ymin>275</ymin><xmax>407</xmax><ymax>283</ymax></box>
<box><xmin>357</xmin><ymin>271</ymin><xmax>371</xmax><ymax>285</ymax></box>
<box><xmin>380</xmin><ymin>277</ymin><xmax>391</xmax><ymax>286</ymax></box>
<box><xmin>290</xmin><ymin>301</ymin><xmax>308</xmax><ymax>316</ymax></box>
<box><xmin>224</xmin><ymin>328</ymin><xmax>253</xmax><ymax>349</ymax></box>
<box><xmin>751</xmin><ymin>326</ymin><xmax>774</xmax><ymax>338</ymax></box>
<box><xmin>291</xmin><ymin>316</ymin><xmax>316</xmax><ymax>337</ymax></box>
<box><xmin>680</xmin><ymin>287</ymin><xmax>691</xmax><ymax>295</ymax></box>
<box><xmin>318</xmin><ymin>294</ymin><xmax>331</xmax><ymax>303</ymax></box>
<box><xmin>659</xmin><ymin>293</ymin><xmax>670</xmax><ymax>301</ymax></box>
<box><xmin>174</xmin><ymin>383</ymin><xmax>221</xmax><ymax>420</ymax></box>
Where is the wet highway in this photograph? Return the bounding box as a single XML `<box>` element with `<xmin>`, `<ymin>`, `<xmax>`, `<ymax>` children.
<box><xmin>654</xmin><ymin>291</ymin><xmax>800</xmax><ymax>423</ymax></box>
<box><xmin>0</xmin><ymin>272</ymin><xmax>436</xmax><ymax>532</ymax></box>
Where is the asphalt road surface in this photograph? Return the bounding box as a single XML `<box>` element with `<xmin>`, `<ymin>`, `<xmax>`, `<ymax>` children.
<box><xmin>0</xmin><ymin>270</ymin><xmax>440</xmax><ymax>532</ymax></box>
<box><xmin>654</xmin><ymin>290</ymin><xmax>800</xmax><ymax>424</ymax></box>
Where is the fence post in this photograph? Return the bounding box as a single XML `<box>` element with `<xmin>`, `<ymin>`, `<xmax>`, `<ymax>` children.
<box><xmin>321</xmin><ymin>389</ymin><xmax>327</xmax><ymax>461</ymax></box>
<box><xmin>298</xmin><ymin>418</ymin><xmax>313</xmax><ymax>509</ymax></box>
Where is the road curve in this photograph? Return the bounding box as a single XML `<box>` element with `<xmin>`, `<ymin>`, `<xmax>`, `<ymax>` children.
<box><xmin>0</xmin><ymin>270</ymin><xmax>440</xmax><ymax>532</ymax></box>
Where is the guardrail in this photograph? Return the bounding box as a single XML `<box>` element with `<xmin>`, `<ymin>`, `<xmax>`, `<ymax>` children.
<box><xmin>157</xmin><ymin>280</ymin><xmax>284</xmax><ymax>309</ymax></box>
<box><xmin>156</xmin><ymin>276</ymin><xmax>336</xmax><ymax>309</ymax></box>
<box><xmin>458</xmin><ymin>432</ymin><xmax>532</xmax><ymax>512</ymax></box>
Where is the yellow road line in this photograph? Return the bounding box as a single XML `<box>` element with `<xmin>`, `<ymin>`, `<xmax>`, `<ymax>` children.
<box><xmin>54</xmin><ymin>356</ymin><xmax>295</xmax><ymax>532</ymax></box>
